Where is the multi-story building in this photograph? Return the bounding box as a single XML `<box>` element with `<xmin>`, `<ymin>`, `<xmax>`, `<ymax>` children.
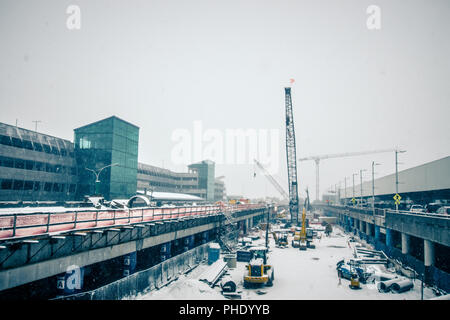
<box><xmin>188</xmin><ymin>160</ymin><xmax>215</xmax><ymax>202</ymax></box>
<box><xmin>0</xmin><ymin>117</ymin><xmax>225</xmax><ymax>203</ymax></box>
<box><xmin>137</xmin><ymin>163</ymin><xmax>207</xmax><ymax>199</ymax></box>
<box><xmin>74</xmin><ymin>116</ymin><xmax>139</xmax><ymax>200</ymax></box>
<box><xmin>0</xmin><ymin>122</ymin><xmax>78</xmax><ymax>202</ymax></box>
<box><xmin>214</xmin><ymin>178</ymin><xmax>226</xmax><ymax>202</ymax></box>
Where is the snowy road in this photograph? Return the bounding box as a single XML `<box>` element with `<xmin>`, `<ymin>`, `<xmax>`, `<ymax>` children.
<box><xmin>132</xmin><ymin>227</ymin><xmax>437</xmax><ymax>300</ymax></box>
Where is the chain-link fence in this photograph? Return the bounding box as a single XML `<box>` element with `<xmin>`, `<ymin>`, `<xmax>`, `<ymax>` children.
<box><xmin>55</xmin><ymin>243</ymin><xmax>210</xmax><ymax>300</ymax></box>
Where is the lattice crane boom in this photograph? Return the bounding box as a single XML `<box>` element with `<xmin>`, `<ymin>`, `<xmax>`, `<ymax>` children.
<box><xmin>254</xmin><ymin>159</ymin><xmax>289</xmax><ymax>200</ymax></box>
<box><xmin>284</xmin><ymin>87</ymin><xmax>299</xmax><ymax>225</ymax></box>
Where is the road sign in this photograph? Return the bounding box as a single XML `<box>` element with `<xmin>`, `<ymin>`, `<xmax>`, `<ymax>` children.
<box><xmin>351</xmin><ymin>198</ymin><xmax>356</xmax><ymax>204</ymax></box>
<box><xmin>393</xmin><ymin>193</ymin><xmax>401</xmax><ymax>205</ymax></box>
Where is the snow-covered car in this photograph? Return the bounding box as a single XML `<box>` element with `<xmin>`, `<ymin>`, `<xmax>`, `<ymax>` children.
<box><xmin>425</xmin><ymin>203</ymin><xmax>443</xmax><ymax>213</ymax></box>
<box><xmin>409</xmin><ymin>205</ymin><xmax>425</xmax><ymax>213</ymax></box>
<box><xmin>436</xmin><ymin>206</ymin><xmax>450</xmax><ymax>215</ymax></box>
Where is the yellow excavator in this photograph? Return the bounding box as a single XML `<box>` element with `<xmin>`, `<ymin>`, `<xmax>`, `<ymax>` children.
<box><xmin>299</xmin><ymin>207</ymin><xmax>308</xmax><ymax>250</ymax></box>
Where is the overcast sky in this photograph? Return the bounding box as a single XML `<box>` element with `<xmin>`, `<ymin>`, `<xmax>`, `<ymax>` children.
<box><xmin>1</xmin><ymin>0</ymin><xmax>449</xmax><ymax>200</ymax></box>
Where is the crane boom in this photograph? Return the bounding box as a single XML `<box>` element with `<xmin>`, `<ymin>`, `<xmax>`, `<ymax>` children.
<box><xmin>299</xmin><ymin>148</ymin><xmax>397</xmax><ymax>201</ymax></box>
<box><xmin>254</xmin><ymin>159</ymin><xmax>289</xmax><ymax>200</ymax></box>
<box><xmin>284</xmin><ymin>87</ymin><xmax>299</xmax><ymax>225</ymax></box>
<box><xmin>298</xmin><ymin>148</ymin><xmax>397</xmax><ymax>161</ymax></box>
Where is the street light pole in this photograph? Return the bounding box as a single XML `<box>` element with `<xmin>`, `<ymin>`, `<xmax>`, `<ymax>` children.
<box><xmin>344</xmin><ymin>177</ymin><xmax>347</xmax><ymax>201</ymax></box>
<box><xmin>352</xmin><ymin>173</ymin><xmax>357</xmax><ymax>207</ymax></box>
<box><xmin>372</xmin><ymin>162</ymin><xmax>381</xmax><ymax>211</ymax></box>
<box><xmin>360</xmin><ymin>169</ymin><xmax>366</xmax><ymax>208</ymax></box>
<box><xmin>395</xmin><ymin>149</ymin><xmax>406</xmax><ymax>211</ymax></box>
<box><xmin>85</xmin><ymin>163</ymin><xmax>119</xmax><ymax>197</ymax></box>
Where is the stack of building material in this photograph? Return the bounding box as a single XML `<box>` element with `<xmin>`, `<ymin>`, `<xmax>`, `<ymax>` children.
<box><xmin>199</xmin><ymin>260</ymin><xmax>228</xmax><ymax>288</ymax></box>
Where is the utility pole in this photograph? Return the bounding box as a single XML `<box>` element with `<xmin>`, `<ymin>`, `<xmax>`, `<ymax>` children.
<box><xmin>395</xmin><ymin>149</ymin><xmax>406</xmax><ymax>211</ymax></box>
<box><xmin>344</xmin><ymin>177</ymin><xmax>348</xmax><ymax>203</ymax></box>
<box><xmin>352</xmin><ymin>173</ymin><xmax>357</xmax><ymax>206</ymax></box>
<box><xmin>32</xmin><ymin>120</ymin><xmax>42</xmax><ymax>132</ymax></box>
<box><xmin>372</xmin><ymin>161</ymin><xmax>381</xmax><ymax>210</ymax></box>
<box><xmin>360</xmin><ymin>169</ymin><xmax>366</xmax><ymax>208</ymax></box>
<box><xmin>265</xmin><ymin>205</ymin><xmax>270</xmax><ymax>251</ymax></box>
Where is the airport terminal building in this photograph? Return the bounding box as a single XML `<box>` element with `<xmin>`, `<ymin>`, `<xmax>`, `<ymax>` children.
<box><xmin>0</xmin><ymin>116</ymin><xmax>226</xmax><ymax>203</ymax></box>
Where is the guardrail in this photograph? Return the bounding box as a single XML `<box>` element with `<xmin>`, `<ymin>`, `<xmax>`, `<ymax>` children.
<box><xmin>317</xmin><ymin>204</ymin><xmax>449</xmax><ymax>219</ymax></box>
<box><xmin>0</xmin><ymin>203</ymin><xmax>265</xmax><ymax>240</ymax></box>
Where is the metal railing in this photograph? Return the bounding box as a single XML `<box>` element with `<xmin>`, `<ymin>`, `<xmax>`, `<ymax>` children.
<box><xmin>0</xmin><ymin>203</ymin><xmax>265</xmax><ymax>240</ymax></box>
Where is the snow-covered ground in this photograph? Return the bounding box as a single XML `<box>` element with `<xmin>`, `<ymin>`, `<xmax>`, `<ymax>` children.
<box><xmin>132</xmin><ymin>226</ymin><xmax>437</xmax><ymax>300</ymax></box>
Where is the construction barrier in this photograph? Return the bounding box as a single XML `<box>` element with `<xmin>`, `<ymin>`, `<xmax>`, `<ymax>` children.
<box><xmin>54</xmin><ymin>243</ymin><xmax>210</xmax><ymax>300</ymax></box>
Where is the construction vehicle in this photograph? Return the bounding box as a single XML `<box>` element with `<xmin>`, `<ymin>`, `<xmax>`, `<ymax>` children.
<box><xmin>297</xmin><ymin>189</ymin><xmax>315</xmax><ymax>250</ymax></box>
<box><xmin>298</xmin><ymin>207</ymin><xmax>308</xmax><ymax>250</ymax></box>
<box><xmin>243</xmin><ymin>246</ymin><xmax>274</xmax><ymax>288</ymax></box>
<box><xmin>272</xmin><ymin>231</ymin><xmax>288</xmax><ymax>248</ymax></box>
<box><xmin>243</xmin><ymin>207</ymin><xmax>275</xmax><ymax>288</ymax></box>
<box><xmin>349</xmin><ymin>275</ymin><xmax>361</xmax><ymax>290</ymax></box>
<box><xmin>336</xmin><ymin>259</ymin><xmax>371</xmax><ymax>285</ymax></box>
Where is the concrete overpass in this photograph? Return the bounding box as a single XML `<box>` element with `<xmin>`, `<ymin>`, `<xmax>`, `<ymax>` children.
<box><xmin>0</xmin><ymin>204</ymin><xmax>267</xmax><ymax>295</ymax></box>
<box><xmin>316</xmin><ymin>204</ymin><xmax>450</xmax><ymax>292</ymax></box>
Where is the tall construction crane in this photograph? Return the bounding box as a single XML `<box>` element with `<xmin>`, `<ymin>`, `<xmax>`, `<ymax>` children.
<box><xmin>254</xmin><ymin>159</ymin><xmax>289</xmax><ymax>200</ymax></box>
<box><xmin>299</xmin><ymin>148</ymin><xmax>397</xmax><ymax>201</ymax></box>
<box><xmin>284</xmin><ymin>87</ymin><xmax>299</xmax><ymax>225</ymax></box>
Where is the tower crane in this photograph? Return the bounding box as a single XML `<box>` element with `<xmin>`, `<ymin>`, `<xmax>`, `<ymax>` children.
<box><xmin>298</xmin><ymin>148</ymin><xmax>397</xmax><ymax>201</ymax></box>
<box><xmin>284</xmin><ymin>87</ymin><xmax>299</xmax><ymax>225</ymax></box>
<box><xmin>253</xmin><ymin>159</ymin><xmax>289</xmax><ymax>200</ymax></box>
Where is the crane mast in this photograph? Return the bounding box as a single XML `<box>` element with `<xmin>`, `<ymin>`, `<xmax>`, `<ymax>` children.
<box><xmin>284</xmin><ymin>87</ymin><xmax>299</xmax><ymax>225</ymax></box>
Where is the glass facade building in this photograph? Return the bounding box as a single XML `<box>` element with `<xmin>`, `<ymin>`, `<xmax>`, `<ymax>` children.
<box><xmin>74</xmin><ymin>116</ymin><xmax>139</xmax><ymax>200</ymax></box>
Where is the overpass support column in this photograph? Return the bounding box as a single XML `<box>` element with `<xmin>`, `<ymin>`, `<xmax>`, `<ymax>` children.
<box><xmin>123</xmin><ymin>252</ymin><xmax>137</xmax><ymax>277</ymax></box>
<box><xmin>401</xmin><ymin>233</ymin><xmax>410</xmax><ymax>255</ymax></box>
<box><xmin>359</xmin><ymin>220</ymin><xmax>364</xmax><ymax>232</ymax></box>
<box><xmin>366</xmin><ymin>222</ymin><xmax>371</xmax><ymax>237</ymax></box>
<box><xmin>424</xmin><ymin>240</ymin><xmax>435</xmax><ymax>267</ymax></box>
<box><xmin>160</xmin><ymin>242</ymin><xmax>172</xmax><ymax>261</ymax></box>
<box><xmin>385</xmin><ymin>228</ymin><xmax>392</xmax><ymax>247</ymax></box>
<box><xmin>374</xmin><ymin>225</ymin><xmax>380</xmax><ymax>241</ymax></box>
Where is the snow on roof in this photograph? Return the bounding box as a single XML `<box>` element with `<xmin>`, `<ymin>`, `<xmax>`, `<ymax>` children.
<box><xmin>137</xmin><ymin>190</ymin><xmax>204</xmax><ymax>201</ymax></box>
<box><xmin>209</xmin><ymin>242</ymin><xmax>221</xmax><ymax>249</ymax></box>
<box><xmin>249</xmin><ymin>246</ymin><xmax>267</xmax><ymax>251</ymax></box>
